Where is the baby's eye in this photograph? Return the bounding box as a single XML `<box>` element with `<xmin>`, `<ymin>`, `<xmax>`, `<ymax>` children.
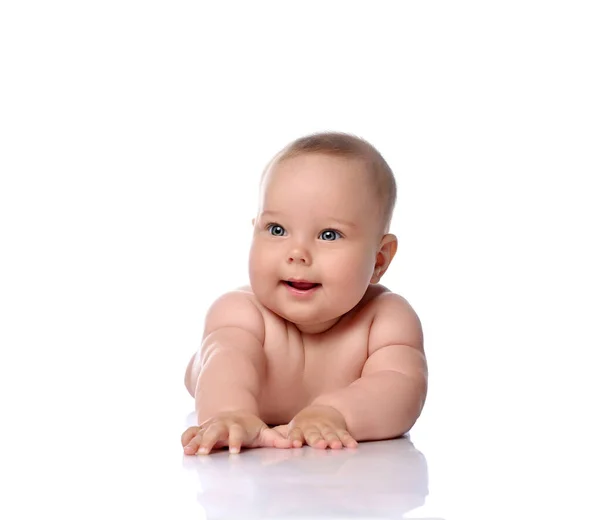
<box><xmin>267</xmin><ymin>224</ymin><xmax>287</xmax><ymax>237</ymax></box>
<box><xmin>319</xmin><ymin>229</ymin><xmax>342</xmax><ymax>241</ymax></box>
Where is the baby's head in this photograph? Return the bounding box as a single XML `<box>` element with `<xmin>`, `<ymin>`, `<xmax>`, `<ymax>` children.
<box><xmin>249</xmin><ymin>132</ymin><xmax>398</xmax><ymax>333</ymax></box>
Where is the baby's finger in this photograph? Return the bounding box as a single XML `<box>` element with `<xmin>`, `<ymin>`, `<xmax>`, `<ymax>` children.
<box><xmin>183</xmin><ymin>432</ymin><xmax>203</xmax><ymax>454</ymax></box>
<box><xmin>338</xmin><ymin>430</ymin><xmax>358</xmax><ymax>448</ymax></box>
<box><xmin>181</xmin><ymin>426</ymin><xmax>201</xmax><ymax>447</ymax></box>
<box><xmin>259</xmin><ymin>428</ymin><xmax>293</xmax><ymax>449</ymax></box>
<box><xmin>287</xmin><ymin>426</ymin><xmax>304</xmax><ymax>448</ymax></box>
<box><xmin>195</xmin><ymin>423</ymin><xmax>227</xmax><ymax>455</ymax></box>
<box><xmin>320</xmin><ymin>428</ymin><xmax>343</xmax><ymax>450</ymax></box>
<box><xmin>272</xmin><ymin>424</ymin><xmax>289</xmax><ymax>437</ymax></box>
<box><xmin>303</xmin><ymin>426</ymin><xmax>327</xmax><ymax>449</ymax></box>
<box><xmin>228</xmin><ymin>423</ymin><xmax>246</xmax><ymax>454</ymax></box>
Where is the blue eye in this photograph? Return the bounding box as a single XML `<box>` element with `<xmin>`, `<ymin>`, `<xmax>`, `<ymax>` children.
<box><xmin>319</xmin><ymin>229</ymin><xmax>342</xmax><ymax>241</ymax></box>
<box><xmin>267</xmin><ymin>224</ymin><xmax>286</xmax><ymax>236</ymax></box>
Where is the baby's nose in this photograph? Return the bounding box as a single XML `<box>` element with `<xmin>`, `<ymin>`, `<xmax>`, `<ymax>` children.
<box><xmin>287</xmin><ymin>246</ymin><xmax>312</xmax><ymax>265</ymax></box>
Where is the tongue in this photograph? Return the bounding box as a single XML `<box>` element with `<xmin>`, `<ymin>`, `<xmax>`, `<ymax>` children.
<box><xmin>290</xmin><ymin>282</ymin><xmax>317</xmax><ymax>290</ymax></box>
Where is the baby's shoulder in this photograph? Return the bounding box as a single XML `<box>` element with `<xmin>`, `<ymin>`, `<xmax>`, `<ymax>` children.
<box><xmin>363</xmin><ymin>287</ymin><xmax>424</xmax><ymax>353</ymax></box>
<box><xmin>347</xmin><ymin>284</ymin><xmax>412</xmax><ymax>317</ymax></box>
<box><xmin>209</xmin><ymin>285</ymin><xmax>260</xmax><ymax>311</ymax></box>
<box><xmin>366</xmin><ymin>286</ymin><xmax>418</xmax><ymax>313</ymax></box>
<box><xmin>230</xmin><ymin>285</ymin><xmax>275</xmax><ymax>318</ymax></box>
<box><xmin>202</xmin><ymin>286</ymin><xmax>266</xmax><ymax>342</ymax></box>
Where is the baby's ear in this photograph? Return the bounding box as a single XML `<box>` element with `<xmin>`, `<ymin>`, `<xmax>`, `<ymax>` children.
<box><xmin>371</xmin><ymin>234</ymin><xmax>398</xmax><ymax>283</ymax></box>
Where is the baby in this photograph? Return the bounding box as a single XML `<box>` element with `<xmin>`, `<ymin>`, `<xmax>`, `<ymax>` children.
<box><xmin>182</xmin><ymin>132</ymin><xmax>427</xmax><ymax>455</ymax></box>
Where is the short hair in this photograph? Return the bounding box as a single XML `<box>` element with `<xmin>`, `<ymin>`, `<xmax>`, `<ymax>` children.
<box><xmin>262</xmin><ymin>131</ymin><xmax>397</xmax><ymax>233</ymax></box>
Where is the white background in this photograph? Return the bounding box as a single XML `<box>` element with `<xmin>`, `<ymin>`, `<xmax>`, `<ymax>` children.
<box><xmin>1</xmin><ymin>1</ymin><xmax>599</xmax><ymax>519</ymax></box>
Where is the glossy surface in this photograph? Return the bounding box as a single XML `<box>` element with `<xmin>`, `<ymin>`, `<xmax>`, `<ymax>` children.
<box><xmin>183</xmin><ymin>438</ymin><xmax>429</xmax><ymax>519</ymax></box>
<box><xmin>4</xmin><ymin>375</ymin><xmax>598</xmax><ymax>520</ymax></box>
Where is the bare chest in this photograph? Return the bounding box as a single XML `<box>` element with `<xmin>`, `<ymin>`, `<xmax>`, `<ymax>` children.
<box><xmin>257</xmin><ymin>314</ymin><xmax>371</xmax><ymax>424</ymax></box>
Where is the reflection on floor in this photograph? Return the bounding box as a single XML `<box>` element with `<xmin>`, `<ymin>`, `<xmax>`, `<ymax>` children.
<box><xmin>182</xmin><ymin>433</ymin><xmax>432</xmax><ymax>519</ymax></box>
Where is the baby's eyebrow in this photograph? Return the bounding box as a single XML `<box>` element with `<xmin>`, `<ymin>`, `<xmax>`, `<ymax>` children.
<box><xmin>260</xmin><ymin>210</ymin><xmax>357</xmax><ymax>229</ymax></box>
<box><xmin>258</xmin><ymin>210</ymin><xmax>285</xmax><ymax>222</ymax></box>
<box><xmin>260</xmin><ymin>210</ymin><xmax>283</xmax><ymax>218</ymax></box>
<box><xmin>325</xmin><ymin>217</ymin><xmax>357</xmax><ymax>229</ymax></box>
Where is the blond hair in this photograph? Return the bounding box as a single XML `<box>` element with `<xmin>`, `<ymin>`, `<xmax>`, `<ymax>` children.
<box><xmin>263</xmin><ymin>132</ymin><xmax>397</xmax><ymax>233</ymax></box>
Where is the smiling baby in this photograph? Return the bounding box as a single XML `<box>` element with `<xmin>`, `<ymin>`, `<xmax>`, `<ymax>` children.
<box><xmin>182</xmin><ymin>132</ymin><xmax>427</xmax><ymax>455</ymax></box>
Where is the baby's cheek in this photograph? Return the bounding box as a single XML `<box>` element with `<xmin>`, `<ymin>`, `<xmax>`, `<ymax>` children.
<box><xmin>330</xmin><ymin>256</ymin><xmax>371</xmax><ymax>286</ymax></box>
<box><xmin>249</xmin><ymin>248</ymin><xmax>278</xmax><ymax>289</ymax></box>
<box><xmin>248</xmin><ymin>256</ymin><xmax>266</xmax><ymax>290</ymax></box>
<box><xmin>249</xmin><ymin>244</ymin><xmax>267</xmax><ymax>271</ymax></box>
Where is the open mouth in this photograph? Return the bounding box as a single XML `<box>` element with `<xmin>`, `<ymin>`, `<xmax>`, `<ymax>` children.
<box><xmin>284</xmin><ymin>280</ymin><xmax>321</xmax><ymax>291</ymax></box>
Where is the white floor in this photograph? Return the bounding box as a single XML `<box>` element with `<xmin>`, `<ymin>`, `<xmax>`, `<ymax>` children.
<box><xmin>180</xmin><ymin>433</ymin><xmax>429</xmax><ymax>520</ymax></box>
<box><xmin>3</xmin><ymin>353</ymin><xmax>598</xmax><ymax>520</ymax></box>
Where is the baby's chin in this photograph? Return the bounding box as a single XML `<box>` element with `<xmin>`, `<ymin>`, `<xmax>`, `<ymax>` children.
<box><xmin>249</xmin><ymin>282</ymin><xmax>354</xmax><ymax>332</ymax></box>
<box><xmin>262</xmin><ymin>303</ymin><xmax>345</xmax><ymax>334</ymax></box>
<box><xmin>284</xmin><ymin>314</ymin><xmax>344</xmax><ymax>335</ymax></box>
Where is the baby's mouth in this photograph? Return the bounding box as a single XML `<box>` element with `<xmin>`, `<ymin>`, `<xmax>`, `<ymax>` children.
<box><xmin>284</xmin><ymin>280</ymin><xmax>321</xmax><ymax>291</ymax></box>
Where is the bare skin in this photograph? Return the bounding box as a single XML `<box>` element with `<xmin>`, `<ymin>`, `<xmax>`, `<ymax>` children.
<box><xmin>182</xmin><ymin>284</ymin><xmax>426</xmax><ymax>455</ymax></box>
<box><xmin>181</xmin><ymin>152</ymin><xmax>427</xmax><ymax>455</ymax></box>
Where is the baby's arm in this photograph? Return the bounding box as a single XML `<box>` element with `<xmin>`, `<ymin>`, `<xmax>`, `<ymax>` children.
<box><xmin>183</xmin><ymin>291</ymin><xmax>294</xmax><ymax>454</ymax></box>
<box><xmin>188</xmin><ymin>291</ymin><xmax>266</xmax><ymax>422</ymax></box>
<box><xmin>312</xmin><ymin>293</ymin><xmax>427</xmax><ymax>441</ymax></box>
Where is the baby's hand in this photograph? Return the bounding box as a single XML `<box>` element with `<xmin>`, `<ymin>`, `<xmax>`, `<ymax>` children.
<box><xmin>181</xmin><ymin>411</ymin><xmax>292</xmax><ymax>455</ymax></box>
<box><xmin>287</xmin><ymin>405</ymin><xmax>358</xmax><ymax>450</ymax></box>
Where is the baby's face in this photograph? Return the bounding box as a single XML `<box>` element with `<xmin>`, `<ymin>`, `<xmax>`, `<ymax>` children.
<box><xmin>249</xmin><ymin>153</ymin><xmax>384</xmax><ymax>333</ymax></box>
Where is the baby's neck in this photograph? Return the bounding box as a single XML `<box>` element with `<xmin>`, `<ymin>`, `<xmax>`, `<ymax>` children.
<box><xmin>292</xmin><ymin>315</ymin><xmax>343</xmax><ymax>335</ymax></box>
